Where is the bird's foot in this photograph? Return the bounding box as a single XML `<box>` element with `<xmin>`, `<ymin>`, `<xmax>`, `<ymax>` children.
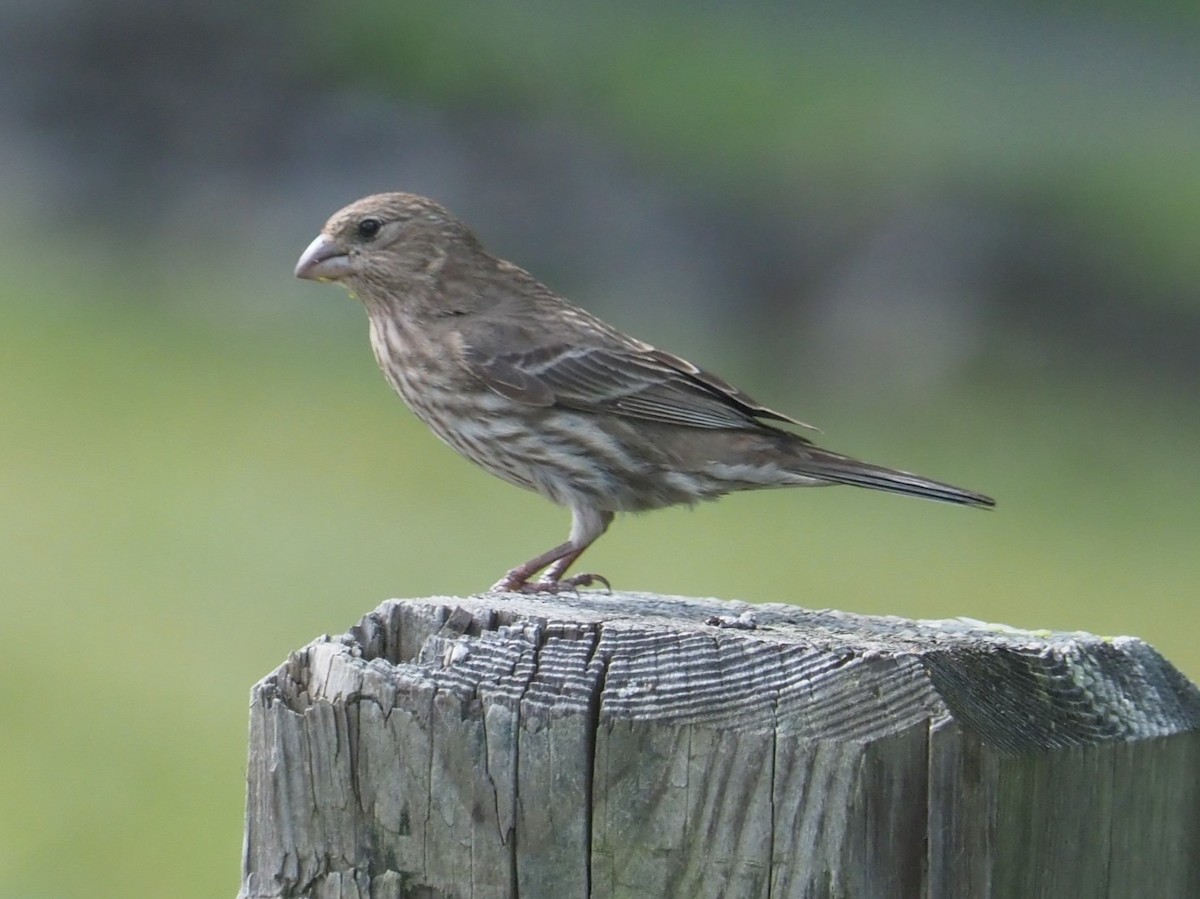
<box><xmin>489</xmin><ymin>571</ymin><xmax>531</xmax><ymax>593</ymax></box>
<box><xmin>534</xmin><ymin>572</ymin><xmax>612</xmax><ymax>595</ymax></box>
<box><xmin>489</xmin><ymin>571</ymin><xmax>612</xmax><ymax>595</ymax></box>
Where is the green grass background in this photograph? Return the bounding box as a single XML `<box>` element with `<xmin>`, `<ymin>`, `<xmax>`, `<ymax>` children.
<box><xmin>2</xmin><ymin>260</ymin><xmax>1197</xmax><ymax>897</ymax></box>
<box><xmin>5</xmin><ymin>2</ymin><xmax>1200</xmax><ymax>894</ymax></box>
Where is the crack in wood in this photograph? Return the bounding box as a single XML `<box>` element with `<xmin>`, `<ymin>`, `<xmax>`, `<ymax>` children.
<box><xmin>239</xmin><ymin>593</ymin><xmax>1200</xmax><ymax>898</ymax></box>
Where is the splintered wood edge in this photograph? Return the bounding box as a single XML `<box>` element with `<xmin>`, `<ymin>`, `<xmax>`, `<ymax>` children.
<box><xmin>263</xmin><ymin>591</ymin><xmax>1200</xmax><ymax>750</ymax></box>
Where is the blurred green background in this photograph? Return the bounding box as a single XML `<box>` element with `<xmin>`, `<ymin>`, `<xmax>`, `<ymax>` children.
<box><xmin>2</xmin><ymin>2</ymin><xmax>1198</xmax><ymax>897</ymax></box>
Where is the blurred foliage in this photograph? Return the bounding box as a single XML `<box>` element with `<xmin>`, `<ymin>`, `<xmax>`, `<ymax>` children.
<box><xmin>304</xmin><ymin>1</ymin><xmax>1200</xmax><ymax>304</ymax></box>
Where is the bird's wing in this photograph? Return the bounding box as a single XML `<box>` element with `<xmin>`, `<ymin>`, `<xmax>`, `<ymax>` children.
<box><xmin>463</xmin><ymin>341</ymin><xmax>817</xmax><ymax>432</ymax></box>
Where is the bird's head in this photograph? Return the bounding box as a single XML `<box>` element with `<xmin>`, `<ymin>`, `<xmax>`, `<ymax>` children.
<box><xmin>294</xmin><ymin>192</ymin><xmax>480</xmax><ymax>296</ymax></box>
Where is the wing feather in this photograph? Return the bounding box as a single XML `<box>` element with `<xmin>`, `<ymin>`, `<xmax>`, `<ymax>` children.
<box><xmin>464</xmin><ymin>342</ymin><xmax>816</xmax><ymax>432</ymax></box>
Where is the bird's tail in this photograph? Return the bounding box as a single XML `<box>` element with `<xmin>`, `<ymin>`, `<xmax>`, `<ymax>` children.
<box><xmin>795</xmin><ymin>449</ymin><xmax>995</xmax><ymax>508</ymax></box>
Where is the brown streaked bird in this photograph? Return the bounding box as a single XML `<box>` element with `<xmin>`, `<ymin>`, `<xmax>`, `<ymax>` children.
<box><xmin>295</xmin><ymin>193</ymin><xmax>995</xmax><ymax>593</ymax></box>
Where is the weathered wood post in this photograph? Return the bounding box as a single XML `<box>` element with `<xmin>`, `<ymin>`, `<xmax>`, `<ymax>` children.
<box><xmin>238</xmin><ymin>593</ymin><xmax>1200</xmax><ymax>899</ymax></box>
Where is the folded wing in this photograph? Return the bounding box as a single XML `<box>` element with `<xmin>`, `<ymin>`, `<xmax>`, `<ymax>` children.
<box><xmin>464</xmin><ymin>342</ymin><xmax>817</xmax><ymax>432</ymax></box>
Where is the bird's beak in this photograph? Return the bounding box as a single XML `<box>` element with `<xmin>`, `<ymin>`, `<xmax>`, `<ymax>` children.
<box><xmin>295</xmin><ymin>234</ymin><xmax>352</xmax><ymax>281</ymax></box>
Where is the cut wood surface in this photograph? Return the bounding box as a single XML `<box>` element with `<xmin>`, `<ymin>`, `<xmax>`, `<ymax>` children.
<box><xmin>238</xmin><ymin>593</ymin><xmax>1200</xmax><ymax>899</ymax></box>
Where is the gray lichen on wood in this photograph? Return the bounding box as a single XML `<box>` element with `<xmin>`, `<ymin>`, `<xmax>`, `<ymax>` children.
<box><xmin>238</xmin><ymin>593</ymin><xmax>1200</xmax><ymax>898</ymax></box>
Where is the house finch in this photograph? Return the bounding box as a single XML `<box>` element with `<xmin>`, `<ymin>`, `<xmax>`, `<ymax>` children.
<box><xmin>295</xmin><ymin>193</ymin><xmax>995</xmax><ymax>593</ymax></box>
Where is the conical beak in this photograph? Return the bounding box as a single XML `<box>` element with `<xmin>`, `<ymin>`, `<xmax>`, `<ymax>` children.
<box><xmin>295</xmin><ymin>234</ymin><xmax>352</xmax><ymax>281</ymax></box>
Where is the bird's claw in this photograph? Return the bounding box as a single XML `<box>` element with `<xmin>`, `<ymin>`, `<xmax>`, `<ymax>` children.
<box><xmin>489</xmin><ymin>571</ymin><xmax>612</xmax><ymax>595</ymax></box>
<box><xmin>543</xmin><ymin>572</ymin><xmax>612</xmax><ymax>595</ymax></box>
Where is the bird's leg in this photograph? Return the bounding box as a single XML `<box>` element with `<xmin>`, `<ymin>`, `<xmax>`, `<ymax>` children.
<box><xmin>533</xmin><ymin>508</ymin><xmax>613</xmax><ymax>593</ymax></box>
<box><xmin>490</xmin><ymin>507</ymin><xmax>613</xmax><ymax>594</ymax></box>
<box><xmin>537</xmin><ymin>546</ymin><xmax>611</xmax><ymax>593</ymax></box>
<box><xmin>541</xmin><ymin>547</ymin><xmax>588</xmax><ymax>583</ymax></box>
<box><xmin>490</xmin><ymin>540</ymin><xmax>578</xmax><ymax>593</ymax></box>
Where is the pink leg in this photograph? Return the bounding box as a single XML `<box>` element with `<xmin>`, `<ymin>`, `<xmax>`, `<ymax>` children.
<box><xmin>490</xmin><ymin>507</ymin><xmax>614</xmax><ymax>594</ymax></box>
<box><xmin>535</xmin><ymin>545</ymin><xmax>611</xmax><ymax>593</ymax></box>
<box><xmin>490</xmin><ymin>540</ymin><xmax>578</xmax><ymax>593</ymax></box>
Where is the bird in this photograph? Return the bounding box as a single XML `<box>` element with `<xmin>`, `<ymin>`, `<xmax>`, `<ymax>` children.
<box><xmin>295</xmin><ymin>192</ymin><xmax>995</xmax><ymax>593</ymax></box>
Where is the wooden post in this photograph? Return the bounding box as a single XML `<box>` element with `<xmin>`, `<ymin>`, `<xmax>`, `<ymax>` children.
<box><xmin>238</xmin><ymin>593</ymin><xmax>1200</xmax><ymax>899</ymax></box>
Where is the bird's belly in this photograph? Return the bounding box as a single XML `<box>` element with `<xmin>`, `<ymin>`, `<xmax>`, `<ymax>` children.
<box><xmin>369</xmin><ymin>321</ymin><xmax>738</xmax><ymax>512</ymax></box>
<box><xmin>397</xmin><ymin>384</ymin><xmax>709</xmax><ymax>513</ymax></box>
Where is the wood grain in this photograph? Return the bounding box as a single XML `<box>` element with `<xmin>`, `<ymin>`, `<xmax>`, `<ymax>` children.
<box><xmin>238</xmin><ymin>594</ymin><xmax>1200</xmax><ymax>898</ymax></box>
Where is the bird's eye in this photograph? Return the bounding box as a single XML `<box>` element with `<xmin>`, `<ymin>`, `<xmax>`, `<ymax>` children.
<box><xmin>356</xmin><ymin>218</ymin><xmax>382</xmax><ymax>240</ymax></box>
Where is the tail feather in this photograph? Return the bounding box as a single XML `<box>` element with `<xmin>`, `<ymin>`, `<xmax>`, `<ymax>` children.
<box><xmin>799</xmin><ymin>450</ymin><xmax>996</xmax><ymax>509</ymax></box>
